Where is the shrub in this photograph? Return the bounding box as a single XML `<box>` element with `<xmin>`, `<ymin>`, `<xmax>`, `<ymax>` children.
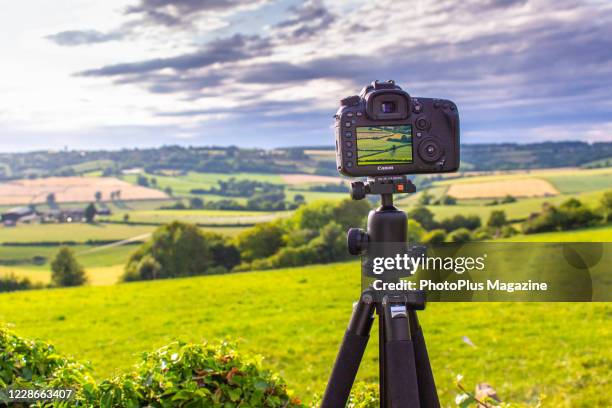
<box><xmin>90</xmin><ymin>341</ymin><xmax>303</xmax><ymax>407</ymax></box>
<box><xmin>0</xmin><ymin>326</ymin><xmax>94</xmax><ymax>393</ymax></box>
<box><xmin>0</xmin><ymin>327</ymin><xmax>303</xmax><ymax>407</ymax></box>
<box><xmin>487</xmin><ymin>210</ymin><xmax>507</xmax><ymax>228</ymax></box>
<box><xmin>236</xmin><ymin>222</ymin><xmax>285</xmax><ymax>262</ymax></box>
<box><xmin>422</xmin><ymin>229</ymin><xmax>447</xmax><ymax>244</ymax></box>
<box><xmin>439</xmin><ymin>214</ymin><xmax>481</xmax><ymax>232</ymax></box>
<box><xmin>407</xmin><ymin>219</ymin><xmax>425</xmax><ymax>243</ymax></box>
<box><xmin>0</xmin><ymin>274</ymin><xmax>36</xmax><ymax>293</ymax></box>
<box><xmin>51</xmin><ymin>247</ymin><xmax>87</xmax><ymax>287</ymax></box>
<box><xmin>522</xmin><ymin>199</ymin><xmax>602</xmax><ymax>234</ymax></box>
<box><xmin>408</xmin><ymin>206</ymin><xmax>437</xmax><ymax>230</ymax></box>
<box><xmin>124</xmin><ymin>222</ymin><xmax>237</xmax><ymax>281</ymax></box>
<box><xmin>448</xmin><ymin>228</ymin><xmax>472</xmax><ymax>243</ymax></box>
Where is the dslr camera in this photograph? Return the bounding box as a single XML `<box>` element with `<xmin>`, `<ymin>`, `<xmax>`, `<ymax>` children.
<box><xmin>335</xmin><ymin>80</ymin><xmax>460</xmax><ymax>177</ymax></box>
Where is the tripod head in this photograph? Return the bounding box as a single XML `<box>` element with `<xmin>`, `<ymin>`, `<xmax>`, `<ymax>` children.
<box><xmin>350</xmin><ymin>176</ymin><xmax>416</xmax><ymax>205</ymax></box>
<box><xmin>347</xmin><ymin>175</ymin><xmax>416</xmax><ymax>255</ymax></box>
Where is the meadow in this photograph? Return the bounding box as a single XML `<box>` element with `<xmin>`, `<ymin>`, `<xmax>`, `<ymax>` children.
<box><xmin>0</xmin><ymin>262</ymin><xmax>609</xmax><ymax>406</ymax></box>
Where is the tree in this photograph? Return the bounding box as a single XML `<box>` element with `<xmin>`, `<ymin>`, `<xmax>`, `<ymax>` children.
<box><xmin>441</xmin><ymin>195</ymin><xmax>457</xmax><ymax>205</ymax></box>
<box><xmin>448</xmin><ymin>228</ymin><xmax>472</xmax><ymax>243</ymax></box>
<box><xmin>422</xmin><ymin>229</ymin><xmax>446</xmax><ymax>244</ymax></box>
<box><xmin>189</xmin><ymin>197</ymin><xmax>204</xmax><ymax>209</ymax></box>
<box><xmin>51</xmin><ymin>247</ymin><xmax>87</xmax><ymax>287</ymax></box>
<box><xmin>94</xmin><ymin>191</ymin><xmax>102</xmax><ymax>202</ymax></box>
<box><xmin>419</xmin><ymin>191</ymin><xmax>433</xmax><ymax>205</ymax></box>
<box><xmin>46</xmin><ymin>193</ymin><xmax>57</xmax><ymax>208</ymax></box>
<box><xmin>137</xmin><ymin>175</ymin><xmax>149</xmax><ymax>187</ymax></box>
<box><xmin>601</xmin><ymin>190</ymin><xmax>612</xmax><ymax>222</ymax></box>
<box><xmin>164</xmin><ymin>186</ymin><xmax>173</xmax><ymax>196</ymax></box>
<box><xmin>487</xmin><ymin>210</ymin><xmax>507</xmax><ymax>228</ymax></box>
<box><xmin>123</xmin><ymin>214</ymin><xmax>130</xmax><ymax>223</ymax></box>
<box><xmin>408</xmin><ymin>206</ymin><xmax>436</xmax><ymax>230</ymax></box>
<box><xmin>235</xmin><ymin>222</ymin><xmax>285</xmax><ymax>262</ymax></box>
<box><xmin>293</xmin><ymin>194</ymin><xmax>305</xmax><ymax>204</ymax></box>
<box><xmin>84</xmin><ymin>203</ymin><xmax>97</xmax><ymax>223</ymax></box>
<box><xmin>124</xmin><ymin>222</ymin><xmax>214</xmax><ymax>281</ymax></box>
<box><xmin>407</xmin><ymin>219</ymin><xmax>425</xmax><ymax>243</ymax></box>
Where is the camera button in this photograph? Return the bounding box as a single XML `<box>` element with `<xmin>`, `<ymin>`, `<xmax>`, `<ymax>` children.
<box><xmin>345</xmin><ymin>122</ymin><xmax>351</xmax><ymax>127</ymax></box>
<box><xmin>416</xmin><ymin>132</ymin><xmax>423</xmax><ymax>138</ymax></box>
<box><xmin>346</xmin><ymin>151</ymin><xmax>353</xmax><ymax>158</ymax></box>
<box><xmin>416</xmin><ymin>117</ymin><xmax>429</xmax><ymax>130</ymax></box>
<box><xmin>356</xmin><ymin>112</ymin><xmax>363</xmax><ymax>117</ymax></box>
<box><xmin>345</xmin><ymin>131</ymin><xmax>352</xmax><ymax>138</ymax></box>
<box><xmin>347</xmin><ymin>112</ymin><xmax>354</xmax><ymax>117</ymax></box>
<box><xmin>345</xmin><ymin>141</ymin><xmax>353</xmax><ymax>147</ymax></box>
<box><xmin>346</xmin><ymin>161</ymin><xmax>353</xmax><ymax>168</ymax></box>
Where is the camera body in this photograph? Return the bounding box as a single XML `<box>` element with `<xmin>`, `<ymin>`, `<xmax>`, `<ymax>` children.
<box><xmin>335</xmin><ymin>80</ymin><xmax>460</xmax><ymax>177</ymax></box>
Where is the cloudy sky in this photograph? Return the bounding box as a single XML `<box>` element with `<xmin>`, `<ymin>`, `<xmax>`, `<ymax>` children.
<box><xmin>1</xmin><ymin>0</ymin><xmax>611</xmax><ymax>152</ymax></box>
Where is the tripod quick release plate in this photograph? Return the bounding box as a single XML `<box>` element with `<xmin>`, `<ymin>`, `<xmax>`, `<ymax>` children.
<box><xmin>350</xmin><ymin>176</ymin><xmax>416</xmax><ymax>200</ymax></box>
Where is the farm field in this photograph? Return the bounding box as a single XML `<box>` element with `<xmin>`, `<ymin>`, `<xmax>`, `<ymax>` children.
<box><xmin>0</xmin><ymin>262</ymin><xmax>609</xmax><ymax>406</ymax></box>
<box><xmin>355</xmin><ymin>126</ymin><xmax>413</xmax><ymax>165</ymax></box>
<box><xmin>446</xmin><ymin>178</ymin><xmax>558</xmax><ymax>199</ymax></box>
<box><xmin>0</xmin><ymin>177</ymin><xmax>167</xmax><ymax>206</ymax></box>
<box><xmin>101</xmin><ymin>209</ymin><xmax>287</xmax><ymax>225</ymax></box>
<box><xmin>501</xmin><ymin>224</ymin><xmax>612</xmax><ymax>242</ymax></box>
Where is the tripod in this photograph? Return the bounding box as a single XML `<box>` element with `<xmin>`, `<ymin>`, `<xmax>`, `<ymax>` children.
<box><xmin>321</xmin><ymin>176</ymin><xmax>440</xmax><ymax>408</ymax></box>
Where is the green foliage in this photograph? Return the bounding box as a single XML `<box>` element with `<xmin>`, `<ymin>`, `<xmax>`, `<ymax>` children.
<box><xmin>487</xmin><ymin>210</ymin><xmax>507</xmax><ymax>228</ymax></box>
<box><xmin>236</xmin><ymin>222</ymin><xmax>285</xmax><ymax>262</ymax></box>
<box><xmin>0</xmin><ymin>327</ymin><xmax>303</xmax><ymax>407</ymax></box>
<box><xmin>407</xmin><ymin>219</ymin><xmax>425</xmax><ymax>243</ymax></box>
<box><xmin>84</xmin><ymin>203</ymin><xmax>97</xmax><ymax>223</ymax></box>
<box><xmin>0</xmin><ymin>274</ymin><xmax>36</xmax><ymax>293</ymax></box>
<box><xmin>237</xmin><ymin>199</ymin><xmax>369</xmax><ymax>270</ymax></box>
<box><xmin>448</xmin><ymin>228</ymin><xmax>472</xmax><ymax>243</ymax></box>
<box><xmin>438</xmin><ymin>214</ymin><xmax>481</xmax><ymax>232</ymax></box>
<box><xmin>422</xmin><ymin>229</ymin><xmax>447</xmax><ymax>244</ymax></box>
<box><xmin>51</xmin><ymin>247</ymin><xmax>87</xmax><ymax>287</ymax></box>
<box><xmin>599</xmin><ymin>190</ymin><xmax>612</xmax><ymax>222</ymax></box>
<box><xmin>124</xmin><ymin>222</ymin><xmax>239</xmax><ymax>281</ymax></box>
<box><xmin>189</xmin><ymin>197</ymin><xmax>204</xmax><ymax>209</ymax></box>
<box><xmin>90</xmin><ymin>341</ymin><xmax>303</xmax><ymax>408</ymax></box>
<box><xmin>408</xmin><ymin>206</ymin><xmax>437</xmax><ymax>230</ymax></box>
<box><xmin>440</xmin><ymin>195</ymin><xmax>457</xmax><ymax>205</ymax></box>
<box><xmin>0</xmin><ymin>326</ymin><xmax>93</xmax><ymax>394</ymax></box>
<box><xmin>522</xmin><ymin>199</ymin><xmax>602</xmax><ymax>234</ymax></box>
<box><xmin>419</xmin><ymin>191</ymin><xmax>434</xmax><ymax>205</ymax></box>
<box><xmin>500</xmin><ymin>194</ymin><xmax>517</xmax><ymax>204</ymax></box>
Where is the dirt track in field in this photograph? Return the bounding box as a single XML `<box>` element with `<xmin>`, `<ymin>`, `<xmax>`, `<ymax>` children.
<box><xmin>446</xmin><ymin>178</ymin><xmax>559</xmax><ymax>199</ymax></box>
<box><xmin>0</xmin><ymin>177</ymin><xmax>168</xmax><ymax>206</ymax></box>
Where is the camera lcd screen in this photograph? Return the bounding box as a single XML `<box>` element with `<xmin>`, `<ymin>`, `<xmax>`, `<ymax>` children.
<box><xmin>355</xmin><ymin>125</ymin><xmax>413</xmax><ymax>166</ymax></box>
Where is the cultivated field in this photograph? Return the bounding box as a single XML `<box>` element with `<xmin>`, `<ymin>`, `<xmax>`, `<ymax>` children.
<box><xmin>0</xmin><ymin>262</ymin><xmax>609</xmax><ymax>406</ymax></box>
<box><xmin>0</xmin><ymin>177</ymin><xmax>167</xmax><ymax>206</ymax></box>
<box><xmin>280</xmin><ymin>174</ymin><xmax>342</xmax><ymax>184</ymax></box>
<box><xmin>446</xmin><ymin>178</ymin><xmax>559</xmax><ymax>199</ymax></box>
<box><xmin>356</xmin><ymin>126</ymin><xmax>413</xmax><ymax>165</ymax></box>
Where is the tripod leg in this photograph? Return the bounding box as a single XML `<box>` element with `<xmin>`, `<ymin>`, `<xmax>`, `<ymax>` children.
<box><xmin>321</xmin><ymin>291</ymin><xmax>376</xmax><ymax>408</ymax></box>
<box><xmin>408</xmin><ymin>310</ymin><xmax>440</xmax><ymax>408</ymax></box>
<box><xmin>382</xmin><ymin>296</ymin><xmax>420</xmax><ymax>408</ymax></box>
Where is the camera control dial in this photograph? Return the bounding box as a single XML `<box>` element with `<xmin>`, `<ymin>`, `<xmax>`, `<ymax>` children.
<box><xmin>418</xmin><ymin>138</ymin><xmax>444</xmax><ymax>163</ymax></box>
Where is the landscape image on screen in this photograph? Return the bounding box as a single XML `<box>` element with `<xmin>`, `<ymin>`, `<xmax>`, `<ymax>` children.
<box><xmin>356</xmin><ymin>125</ymin><xmax>413</xmax><ymax>165</ymax></box>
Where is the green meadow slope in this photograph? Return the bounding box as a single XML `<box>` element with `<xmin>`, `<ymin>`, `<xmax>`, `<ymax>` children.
<box><xmin>0</xmin><ymin>262</ymin><xmax>610</xmax><ymax>406</ymax></box>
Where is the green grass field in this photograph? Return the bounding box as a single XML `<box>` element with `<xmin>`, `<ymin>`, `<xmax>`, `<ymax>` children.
<box><xmin>101</xmin><ymin>209</ymin><xmax>286</xmax><ymax>225</ymax></box>
<box><xmin>356</xmin><ymin>126</ymin><xmax>413</xmax><ymax>165</ymax></box>
<box><xmin>0</xmin><ymin>262</ymin><xmax>609</xmax><ymax>406</ymax></box>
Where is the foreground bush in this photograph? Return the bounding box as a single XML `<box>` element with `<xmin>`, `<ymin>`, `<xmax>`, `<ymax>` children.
<box><xmin>0</xmin><ymin>327</ymin><xmax>302</xmax><ymax>407</ymax></box>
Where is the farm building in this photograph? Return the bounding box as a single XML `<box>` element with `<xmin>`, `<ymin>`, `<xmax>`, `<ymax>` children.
<box><xmin>41</xmin><ymin>208</ymin><xmax>86</xmax><ymax>223</ymax></box>
<box><xmin>1</xmin><ymin>206</ymin><xmax>37</xmax><ymax>226</ymax></box>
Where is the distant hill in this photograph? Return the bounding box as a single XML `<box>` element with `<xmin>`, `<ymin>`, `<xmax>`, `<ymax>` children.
<box><xmin>0</xmin><ymin>141</ymin><xmax>610</xmax><ymax>180</ymax></box>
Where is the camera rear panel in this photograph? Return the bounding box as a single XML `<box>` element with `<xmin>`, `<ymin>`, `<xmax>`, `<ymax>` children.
<box><xmin>335</xmin><ymin>92</ymin><xmax>460</xmax><ymax>177</ymax></box>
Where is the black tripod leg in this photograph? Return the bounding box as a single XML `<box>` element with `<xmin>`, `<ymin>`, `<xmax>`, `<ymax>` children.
<box><xmin>382</xmin><ymin>296</ymin><xmax>420</xmax><ymax>408</ymax></box>
<box><xmin>408</xmin><ymin>310</ymin><xmax>440</xmax><ymax>408</ymax></box>
<box><xmin>321</xmin><ymin>291</ymin><xmax>376</xmax><ymax>408</ymax></box>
